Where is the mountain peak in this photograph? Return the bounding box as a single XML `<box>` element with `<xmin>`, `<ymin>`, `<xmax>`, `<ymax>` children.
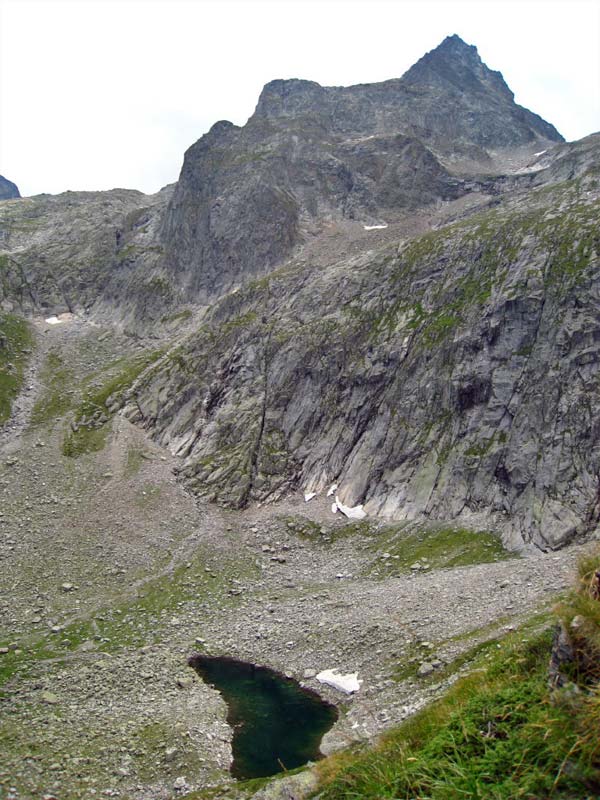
<box><xmin>438</xmin><ymin>33</ymin><xmax>477</xmax><ymax>51</ymax></box>
<box><xmin>402</xmin><ymin>34</ymin><xmax>514</xmax><ymax>101</ymax></box>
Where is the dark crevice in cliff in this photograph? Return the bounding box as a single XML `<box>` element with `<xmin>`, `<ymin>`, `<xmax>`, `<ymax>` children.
<box><xmin>239</xmin><ymin>296</ymin><xmax>273</xmax><ymax>508</ymax></box>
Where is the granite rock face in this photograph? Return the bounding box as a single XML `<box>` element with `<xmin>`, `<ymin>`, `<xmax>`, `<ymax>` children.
<box><xmin>254</xmin><ymin>35</ymin><xmax>561</xmax><ymax>153</ymax></box>
<box><xmin>0</xmin><ymin>35</ymin><xmax>564</xmax><ymax>319</ymax></box>
<box><xmin>0</xmin><ymin>175</ymin><xmax>20</xmax><ymax>200</ymax></box>
<box><xmin>124</xmin><ymin>134</ymin><xmax>600</xmax><ymax>550</ymax></box>
<box><xmin>2</xmin><ymin>36</ymin><xmax>598</xmax><ymax>551</ymax></box>
<box><xmin>159</xmin><ymin>115</ymin><xmax>462</xmax><ymax>302</ymax></box>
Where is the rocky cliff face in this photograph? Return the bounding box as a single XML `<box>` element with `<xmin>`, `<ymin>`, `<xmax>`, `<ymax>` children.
<box><xmin>2</xmin><ymin>36</ymin><xmax>597</xmax><ymax>550</ymax></box>
<box><xmin>0</xmin><ymin>175</ymin><xmax>20</xmax><ymax>200</ymax></box>
<box><xmin>0</xmin><ymin>36</ymin><xmax>564</xmax><ymax>320</ymax></box>
<box><xmin>254</xmin><ymin>35</ymin><xmax>561</xmax><ymax>154</ymax></box>
<box><xmin>124</xmin><ymin>134</ymin><xmax>600</xmax><ymax>550</ymax></box>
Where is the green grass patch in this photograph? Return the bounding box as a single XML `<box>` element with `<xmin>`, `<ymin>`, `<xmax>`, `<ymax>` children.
<box><xmin>392</xmin><ymin>638</ymin><xmax>506</xmax><ymax>683</ymax></box>
<box><xmin>1</xmin><ymin>543</ymin><xmax>258</xmax><ymax>693</ymax></box>
<box><xmin>160</xmin><ymin>308</ymin><xmax>193</xmax><ymax>324</ymax></box>
<box><xmin>0</xmin><ymin>637</ymin><xmax>62</xmax><ymax>692</ymax></box>
<box><xmin>130</xmin><ymin>720</ymin><xmax>199</xmax><ymax>782</ymax></box>
<box><xmin>391</xmin><ymin>614</ymin><xmax>553</xmax><ymax>683</ymax></box>
<box><xmin>29</xmin><ymin>349</ymin><xmax>74</xmax><ymax>425</ymax></box>
<box><xmin>68</xmin><ymin>591</ymin><xmax>203</xmax><ymax>653</ymax></box>
<box><xmin>55</xmin><ymin>547</ymin><xmax>257</xmax><ymax>655</ymax></box>
<box><xmin>283</xmin><ymin>517</ymin><xmax>512</xmax><ymax>571</ymax></box>
<box><xmin>0</xmin><ymin>312</ymin><xmax>33</xmax><ymax>424</ymax></box>
<box><xmin>393</xmin><ymin>636</ymin><xmax>503</xmax><ymax>683</ymax></box>
<box><xmin>555</xmin><ymin>551</ymin><xmax>600</xmax><ymax>685</ymax></box>
<box><xmin>62</xmin><ymin>424</ymin><xmax>108</xmax><ymax>457</ymax></box>
<box><xmin>370</xmin><ymin>524</ymin><xmax>515</xmax><ymax>574</ymax></box>
<box><xmin>317</xmin><ymin>629</ymin><xmax>600</xmax><ymax>799</ymax></box>
<box><xmin>282</xmin><ymin>516</ymin><xmax>378</xmax><ymax>546</ymax></box>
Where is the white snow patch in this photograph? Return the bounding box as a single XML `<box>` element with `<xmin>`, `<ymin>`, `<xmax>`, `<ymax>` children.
<box><xmin>363</xmin><ymin>224</ymin><xmax>388</xmax><ymax>231</ymax></box>
<box><xmin>534</xmin><ymin>150</ymin><xmax>547</xmax><ymax>157</ymax></box>
<box><xmin>304</xmin><ymin>491</ymin><xmax>317</xmax><ymax>502</ymax></box>
<box><xmin>335</xmin><ymin>495</ymin><xmax>367</xmax><ymax>519</ymax></box>
<box><xmin>44</xmin><ymin>312</ymin><xmax>75</xmax><ymax>325</ymax></box>
<box><xmin>316</xmin><ymin>669</ymin><xmax>362</xmax><ymax>694</ymax></box>
<box><xmin>331</xmin><ymin>502</ymin><xmax>338</xmax><ymax>514</ymax></box>
<box><xmin>326</xmin><ymin>482</ymin><xmax>338</xmax><ymax>497</ymax></box>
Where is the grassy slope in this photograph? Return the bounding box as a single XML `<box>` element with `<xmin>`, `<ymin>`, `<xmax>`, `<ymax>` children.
<box><xmin>62</xmin><ymin>349</ymin><xmax>164</xmax><ymax>456</ymax></box>
<box><xmin>0</xmin><ymin>311</ymin><xmax>32</xmax><ymax>424</ymax></box>
<box><xmin>314</xmin><ymin>550</ymin><xmax>600</xmax><ymax>800</ymax></box>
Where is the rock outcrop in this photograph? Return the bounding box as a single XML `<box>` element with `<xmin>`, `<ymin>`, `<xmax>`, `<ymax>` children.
<box><xmin>0</xmin><ymin>187</ymin><xmax>172</xmax><ymax>323</ymax></box>
<box><xmin>0</xmin><ymin>175</ymin><xmax>20</xmax><ymax>200</ymax></box>
<box><xmin>0</xmin><ymin>35</ymin><xmax>565</xmax><ymax>320</ymax></box>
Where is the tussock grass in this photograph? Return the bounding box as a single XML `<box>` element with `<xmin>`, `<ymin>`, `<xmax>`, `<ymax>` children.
<box><xmin>555</xmin><ymin>552</ymin><xmax>600</xmax><ymax>686</ymax></box>
<box><xmin>315</xmin><ymin>548</ymin><xmax>600</xmax><ymax>800</ymax></box>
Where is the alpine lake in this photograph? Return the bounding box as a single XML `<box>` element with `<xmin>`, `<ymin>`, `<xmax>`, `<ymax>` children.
<box><xmin>188</xmin><ymin>654</ymin><xmax>338</xmax><ymax>779</ymax></box>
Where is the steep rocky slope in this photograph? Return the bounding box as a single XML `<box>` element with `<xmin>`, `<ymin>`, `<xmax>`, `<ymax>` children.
<box><xmin>1</xmin><ymin>33</ymin><xmax>600</xmax><ymax>800</ymax></box>
<box><xmin>0</xmin><ymin>316</ymin><xmax>583</xmax><ymax>798</ymax></box>
<box><xmin>1</xmin><ymin>37</ymin><xmax>564</xmax><ymax>321</ymax></box>
<box><xmin>124</xmin><ymin>135</ymin><xmax>600</xmax><ymax>551</ymax></box>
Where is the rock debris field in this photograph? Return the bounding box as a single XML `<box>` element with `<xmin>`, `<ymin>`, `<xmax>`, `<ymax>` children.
<box><xmin>0</xmin><ymin>318</ymin><xmax>593</xmax><ymax>800</ymax></box>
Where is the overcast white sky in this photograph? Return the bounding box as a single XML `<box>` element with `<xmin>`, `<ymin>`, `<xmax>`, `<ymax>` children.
<box><xmin>1</xmin><ymin>0</ymin><xmax>599</xmax><ymax>197</ymax></box>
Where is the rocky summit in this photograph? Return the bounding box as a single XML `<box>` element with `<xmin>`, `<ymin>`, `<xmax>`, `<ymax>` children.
<box><xmin>0</xmin><ymin>35</ymin><xmax>599</xmax><ymax>800</ymax></box>
<box><xmin>0</xmin><ymin>175</ymin><xmax>20</xmax><ymax>200</ymax></box>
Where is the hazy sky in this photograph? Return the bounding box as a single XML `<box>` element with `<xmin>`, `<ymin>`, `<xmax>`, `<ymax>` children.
<box><xmin>1</xmin><ymin>0</ymin><xmax>599</xmax><ymax>197</ymax></box>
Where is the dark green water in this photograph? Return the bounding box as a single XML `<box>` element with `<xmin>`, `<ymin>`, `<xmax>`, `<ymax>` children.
<box><xmin>188</xmin><ymin>654</ymin><xmax>338</xmax><ymax>779</ymax></box>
